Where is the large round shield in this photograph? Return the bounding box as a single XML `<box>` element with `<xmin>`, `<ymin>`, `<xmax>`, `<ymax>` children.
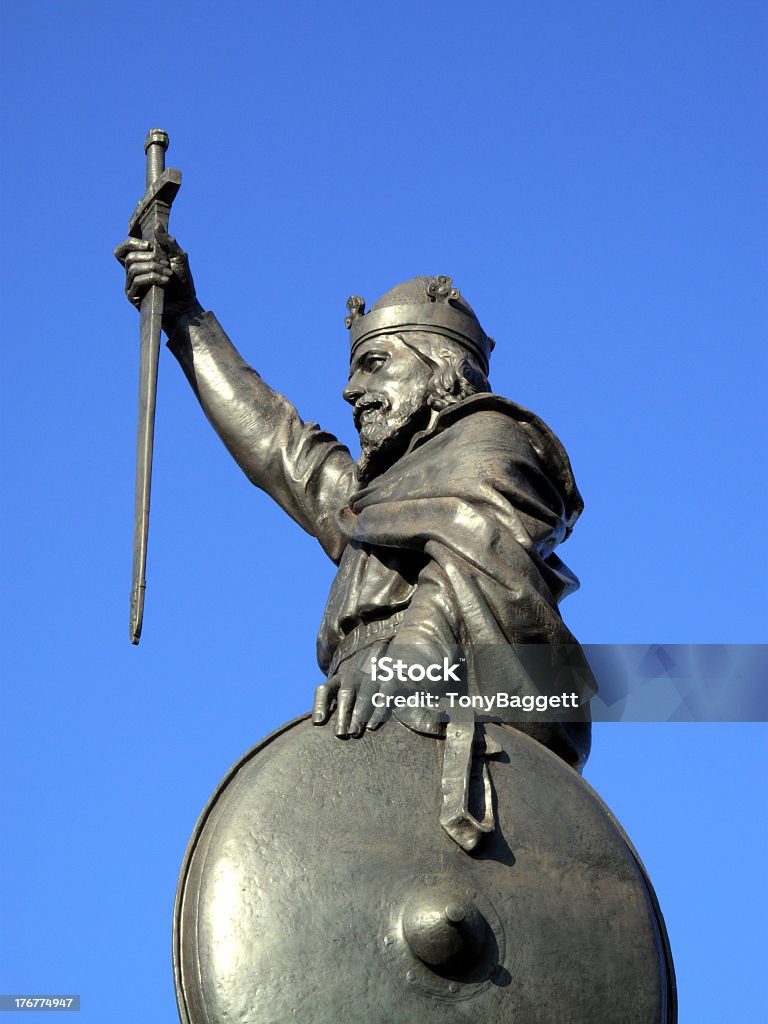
<box><xmin>174</xmin><ymin>716</ymin><xmax>675</xmax><ymax>1023</ymax></box>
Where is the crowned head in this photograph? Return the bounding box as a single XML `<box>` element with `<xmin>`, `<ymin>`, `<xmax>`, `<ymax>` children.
<box><xmin>343</xmin><ymin>276</ymin><xmax>494</xmax><ymax>480</ymax></box>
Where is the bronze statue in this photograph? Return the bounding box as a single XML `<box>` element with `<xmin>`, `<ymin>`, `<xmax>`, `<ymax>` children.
<box><xmin>116</xmin><ymin>133</ymin><xmax>675</xmax><ymax>1023</ymax></box>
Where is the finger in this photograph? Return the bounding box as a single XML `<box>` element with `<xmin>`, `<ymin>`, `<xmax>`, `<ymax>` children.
<box><xmin>124</xmin><ymin>250</ymin><xmax>170</xmax><ymax>267</ymax></box>
<box><xmin>126</xmin><ymin>267</ymin><xmax>172</xmax><ymax>292</ymax></box>
<box><xmin>127</xmin><ymin>271</ymin><xmax>171</xmax><ymax>294</ymax></box>
<box><xmin>367</xmin><ymin>700</ymin><xmax>391</xmax><ymax>731</ymax></box>
<box><xmin>312</xmin><ymin>683</ymin><xmax>330</xmax><ymax>725</ymax></box>
<box><xmin>313</xmin><ymin>679</ymin><xmax>338</xmax><ymax>725</ymax></box>
<box><xmin>155</xmin><ymin>226</ymin><xmax>184</xmax><ymax>258</ymax></box>
<box><xmin>335</xmin><ymin>686</ymin><xmax>356</xmax><ymax>738</ymax></box>
<box><xmin>349</xmin><ymin>704</ymin><xmax>367</xmax><ymax>737</ymax></box>
<box><xmin>366</xmin><ymin>668</ymin><xmax>398</xmax><ymax>731</ymax></box>
<box><xmin>349</xmin><ymin>685</ymin><xmax>375</xmax><ymax>736</ymax></box>
<box><xmin>114</xmin><ymin>239</ymin><xmax>151</xmax><ymax>264</ymax></box>
<box><xmin>126</xmin><ymin>262</ymin><xmax>171</xmax><ymax>285</ymax></box>
<box><xmin>126</xmin><ymin>273</ymin><xmax>171</xmax><ymax>306</ymax></box>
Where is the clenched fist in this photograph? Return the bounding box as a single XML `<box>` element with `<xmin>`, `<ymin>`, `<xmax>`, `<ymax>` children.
<box><xmin>114</xmin><ymin>227</ymin><xmax>202</xmax><ymax>334</ymax></box>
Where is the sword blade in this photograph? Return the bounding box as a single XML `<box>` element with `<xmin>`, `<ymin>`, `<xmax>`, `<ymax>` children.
<box><xmin>130</xmin><ymin>281</ymin><xmax>164</xmax><ymax>644</ymax></box>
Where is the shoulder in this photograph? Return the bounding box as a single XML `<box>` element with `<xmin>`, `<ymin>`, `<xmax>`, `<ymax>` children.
<box><xmin>433</xmin><ymin>394</ymin><xmax>584</xmax><ymax>536</ymax></box>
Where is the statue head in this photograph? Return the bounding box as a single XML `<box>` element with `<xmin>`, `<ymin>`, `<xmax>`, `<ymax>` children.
<box><xmin>343</xmin><ymin>276</ymin><xmax>494</xmax><ymax>480</ymax></box>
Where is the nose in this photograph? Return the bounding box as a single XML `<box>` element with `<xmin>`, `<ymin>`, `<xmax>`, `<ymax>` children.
<box><xmin>343</xmin><ymin>372</ymin><xmax>364</xmax><ymax>406</ymax></box>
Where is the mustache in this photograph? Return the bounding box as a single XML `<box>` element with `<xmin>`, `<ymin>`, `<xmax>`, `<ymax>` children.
<box><xmin>353</xmin><ymin>394</ymin><xmax>391</xmax><ymax>430</ymax></box>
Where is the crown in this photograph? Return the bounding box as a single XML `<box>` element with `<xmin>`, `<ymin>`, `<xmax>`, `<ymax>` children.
<box><xmin>345</xmin><ymin>276</ymin><xmax>494</xmax><ymax>372</ymax></box>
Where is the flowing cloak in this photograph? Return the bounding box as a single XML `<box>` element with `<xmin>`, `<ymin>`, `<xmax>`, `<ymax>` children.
<box><xmin>168</xmin><ymin>311</ymin><xmax>595</xmax><ymax>770</ymax></box>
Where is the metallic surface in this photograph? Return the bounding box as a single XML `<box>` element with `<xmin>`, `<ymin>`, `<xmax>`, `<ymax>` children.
<box><xmin>164</xmin><ymin>304</ymin><xmax>594</xmax><ymax>767</ymax></box>
<box><xmin>114</xmin><ymin>164</ymin><xmax>675</xmax><ymax>1022</ymax></box>
<box><xmin>127</xmin><ymin>130</ymin><xmax>181</xmax><ymax>644</ymax></box>
<box><xmin>174</xmin><ymin>716</ymin><xmax>675</xmax><ymax>1023</ymax></box>
<box><xmin>346</xmin><ymin>275</ymin><xmax>494</xmax><ymax>371</ymax></box>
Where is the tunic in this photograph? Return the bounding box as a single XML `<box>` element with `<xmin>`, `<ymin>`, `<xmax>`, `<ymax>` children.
<box><xmin>168</xmin><ymin>310</ymin><xmax>595</xmax><ymax>769</ymax></box>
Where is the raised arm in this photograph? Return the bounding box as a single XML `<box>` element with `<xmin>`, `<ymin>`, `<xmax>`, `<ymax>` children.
<box><xmin>168</xmin><ymin>310</ymin><xmax>355</xmax><ymax>558</ymax></box>
<box><xmin>115</xmin><ymin>232</ymin><xmax>356</xmax><ymax>561</ymax></box>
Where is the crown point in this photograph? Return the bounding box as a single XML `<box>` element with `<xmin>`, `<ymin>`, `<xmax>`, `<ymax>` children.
<box><xmin>426</xmin><ymin>276</ymin><xmax>460</xmax><ymax>304</ymax></box>
<box><xmin>345</xmin><ymin>295</ymin><xmax>366</xmax><ymax>329</ymax></box>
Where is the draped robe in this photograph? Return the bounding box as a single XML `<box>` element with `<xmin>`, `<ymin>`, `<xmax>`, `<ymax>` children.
<box><xmin>168</xmin><ymin>311</ymin><xmax>594</xmax><ymax>770</ymax></box>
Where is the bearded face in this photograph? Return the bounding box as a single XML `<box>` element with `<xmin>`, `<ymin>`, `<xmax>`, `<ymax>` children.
<box><xmin>353</xmin><ymin>387</ymin><xmax>431</xmax><ymax>479</ymax></box>
<box><xmin>343</xmin><ymin>336</ymin><xmax>433</xmax><ymax>481</ymax></box>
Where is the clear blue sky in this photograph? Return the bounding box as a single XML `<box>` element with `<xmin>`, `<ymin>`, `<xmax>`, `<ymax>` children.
<box><xmin>1</xmin><ymin>2</ymin><xmax>765</xmax><ymax>1021</ymax></box>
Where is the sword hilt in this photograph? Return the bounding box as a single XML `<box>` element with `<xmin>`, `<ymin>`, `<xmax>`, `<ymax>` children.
<box><xmin>128</xmin><ymin>132</ymin><xmax>181</xmax><ymax>239</ymax></box>
<box><xmin>145</xmin><ymin>128</ymin><xmax>169</xmax><ymax>188</ymax></box>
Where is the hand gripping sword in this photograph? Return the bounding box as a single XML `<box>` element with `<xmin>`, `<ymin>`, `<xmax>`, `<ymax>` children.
<box><xmin>127</xmin><ymin>129</ymin><xmax>182</xmax><ymax>644</ymax></box>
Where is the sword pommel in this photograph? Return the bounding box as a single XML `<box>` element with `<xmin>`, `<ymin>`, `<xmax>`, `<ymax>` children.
<box><xmin>144</xmin><ymin>129</ymin><xmax>169</xmax><ymax>187</ymax></box>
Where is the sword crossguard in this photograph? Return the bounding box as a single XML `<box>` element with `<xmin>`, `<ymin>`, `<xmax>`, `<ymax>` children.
<box><xmin>128</xmin><ymin>168</ymin><xmax>182</xmax><ymax>239</ymax></box>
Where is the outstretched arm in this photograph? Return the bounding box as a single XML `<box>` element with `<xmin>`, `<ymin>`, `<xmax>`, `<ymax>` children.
<box><xmin>168</xmin><ymin>310</ymin><xmax>355</xmax><ymax>559</ymax></box>
<box><xmin>115</xmin><ymin>233</ymin><xmax>356</xmax><ymax>561</ymax></box>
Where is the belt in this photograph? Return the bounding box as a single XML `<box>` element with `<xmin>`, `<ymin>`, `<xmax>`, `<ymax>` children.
<box><xmin>328</xmin><ymin>611</ymin><xmax>500</xmax><ymax>852</ymax></box>
<box><xmin>327</xmin><ymin>612</ymin><xmax>405</xmax><ymax>679</ymax></box>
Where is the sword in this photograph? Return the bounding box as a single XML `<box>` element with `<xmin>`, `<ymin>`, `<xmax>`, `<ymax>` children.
<box><xmin>127</xmin><ymin>129</ymin><xmax>182</xmax><ymax>644</ymax></box>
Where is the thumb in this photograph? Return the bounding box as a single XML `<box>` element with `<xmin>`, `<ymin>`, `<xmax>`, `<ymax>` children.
<box><xmin>155</xmin><ymin>225</ymin><xmax>184</xmax><ymax>259</ymax></box>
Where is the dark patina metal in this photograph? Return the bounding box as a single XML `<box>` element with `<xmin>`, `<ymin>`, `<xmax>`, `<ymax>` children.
<box><xmin>347</xmin><ymin>274</ymin><xmax>494</xmax><ymax>372</ymax></box>
<box><xmin>174</xmin><ymin>717</ymin><xmax>675</xmax><ymax>1023</ymax></box>
<box><xmin>124</xmin><ymin>130</ymin><xmax>181</xmax><ymax>644</ymax></box>
<box><xmin>116</xmin><ymin>131</ymin><xmax>676</xmax><ymax>1022</ymax></box>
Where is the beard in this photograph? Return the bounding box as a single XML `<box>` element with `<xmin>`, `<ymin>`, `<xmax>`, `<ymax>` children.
<box><xmin>355</xmin><ymin>392</ymin><xmax>431</xmax><ymax>482</ymax></box>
